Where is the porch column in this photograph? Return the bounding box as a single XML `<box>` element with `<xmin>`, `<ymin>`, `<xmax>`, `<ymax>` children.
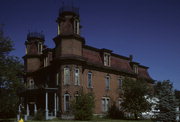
<box><xmin>34</xmin><ymin>104</ymin><xmax>37</xmax><ymax>115</ymax></box>
<box><xmin>54</xmin><ymin>93</ymin><xmax>57</xmax><ymax>117</ymax></box>
<box><xmin>26</xmin><ymin>104</ymin><xmax>29</xmax><ymax>116</ymax></box>
<box><xmin>45</xmin><ymin>92</ymin><xmax>49</xmax><ymax>120</ymax></box>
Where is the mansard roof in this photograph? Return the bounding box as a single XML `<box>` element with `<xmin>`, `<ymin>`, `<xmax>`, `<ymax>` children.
<box><xmin>82</xmin><ymin>45</ymin><xmax>153</xmax><ymax>81</ymax></box>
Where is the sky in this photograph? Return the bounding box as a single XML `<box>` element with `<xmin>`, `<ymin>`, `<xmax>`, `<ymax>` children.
<box><xmin>0</xmin><ymin>0</ymin><xmax>180</xmax><ymax>90</ymax></box>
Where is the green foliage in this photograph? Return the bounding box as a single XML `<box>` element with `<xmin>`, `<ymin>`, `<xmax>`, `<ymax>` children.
<box><xmin>121</xmin><ymin>78</ymin><xmax>151</xmax><ymax>119</ymax></box>
<box><xmin>155</xmin><ymin>80</ymin><xmax>176</xmax><ymax>121</ymax></box>
<box><xmin>71</xmin><ymin>91</ymin><xmax>95</xmax><ymax>120</ymax></box>
<box><xmin>108</xmin><ymin>102</ymin><xmax>124</xmax><ymax>119</ymax></box>
<box><xmin>0</xmin><ymin>25</ymin><xmax>24</xmax><ymax>118</ymax></box>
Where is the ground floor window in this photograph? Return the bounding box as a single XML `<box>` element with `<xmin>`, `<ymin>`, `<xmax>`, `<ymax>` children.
<box><xmin>64</xmin><ymin>94</ymin><xmax>70</xmax><ymax>112</ymax></box>
<box><xmin>102</xmin><ymin>97</ymin><xmax>110</xmax><ymax>112</ymax></box>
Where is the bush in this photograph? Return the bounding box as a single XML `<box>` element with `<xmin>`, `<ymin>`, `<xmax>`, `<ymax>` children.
<box><xmin>108</xmin><ymin>102</ymin><xmax>124</xmax><ymax>119</ymax></box>
<box><xmin>33</xmin><ymin>109</ymin><xmax>45</xmax><ymax>120</ymax></box>
<box><xmin>71</xmin><ymin>92</ymin><xmax>95</xmax><ymax>120</ymax></box>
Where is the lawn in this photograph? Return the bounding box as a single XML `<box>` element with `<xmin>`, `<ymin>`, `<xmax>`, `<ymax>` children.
<box><xmin>27</xmin><ymin>119</ymin><xmax>152</xmax><ymax>122</ymax></box>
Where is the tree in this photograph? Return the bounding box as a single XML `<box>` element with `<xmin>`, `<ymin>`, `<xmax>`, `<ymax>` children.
<box><xmin>155</xmin><ymin>80</ymin><xmax>176</xmax><ymax>121</ymax></box>
<box><xmin>0</xmin><ymin>25</ymin><xmax>24</xmax><ymax>118</ymax></box>
<box><xmin>121</xmin><ymin>78</ymin><xmax>152</xmax><ymax>119</ymax></box>
<box><xmin>71</xmin><ymin>91</ymin><xmax>95</xmax><ymax>120</ymax></box>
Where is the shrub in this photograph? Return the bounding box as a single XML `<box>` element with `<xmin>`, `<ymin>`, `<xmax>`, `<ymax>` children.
<box><xmin>71</xmin><ymin>92</ymin><xmax>95</xmax><ymax>120</ymax></box>
<box><xmin>108</xmin><ymin>102</ymin><xmax>124</xmax><ymax>119</ymax></box>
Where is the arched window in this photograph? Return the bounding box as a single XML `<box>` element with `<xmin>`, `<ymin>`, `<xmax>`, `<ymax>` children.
<box><xmin>105</xmin><ymin>75</ymin><xmax>110</xmax><ymax>90</ymax></box>
<box><xmin>102</xmin><ymin>97</ymin><xmax>110</xmax><ymax>112</ymax></box>
<box><xmin>87</xmin><ymin>72</ymin><xmax>92</xmax><ymax>88</ymax></box>
<box><xmin>74</xmin><ymin>67</ymin><xmax>80</xmax><ymax>85</ymax></box>
<box><xmin>64</xmin><ymin>66</ymin><xmax>70</xmax><ymax>85</ymax></box>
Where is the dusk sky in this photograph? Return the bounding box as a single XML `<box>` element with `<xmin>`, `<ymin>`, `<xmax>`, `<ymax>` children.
<box><xmin>0</xmin><ymin>0</ymin><xmax>180</xmax><ymax>90</ymax></box>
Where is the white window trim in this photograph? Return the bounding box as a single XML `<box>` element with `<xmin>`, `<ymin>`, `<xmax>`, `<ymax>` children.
<box><xmin>104</xmin><ymin>53</ymin><xmax>111</xmax><ymax>66</ymax></box>
<box><xmin>87</xmin><ymin>72</ymin><xmax>93</xmax><ymax>88</ymax></box>
<box><xmin>64</xmin><ymin>67</ymin><xmax>70</xmax><ymax>85</ymax></box>
<box><xmin>133</xmin><ymin>65</ymin><xmax>138</xmax><ymax>74</ymax></box>
<box><xmin>118</xmin><ymin>98</ymin><xmax>123</xmax><ymax>110</ymax></box>
<box><xmin>44</xmin><ymin>56</ymin><xmax>48</xmax><ymax>67</ymax></box>
<box><xmin>58</xmin><ymin>24</ymin><xmax>60</xmax><ymax>35</ymax></box>
<box><xmin>74</xmin><ymin>19</ymin><xmax>79</xmax><ymax>35</ymax></box>
<box><xmin>28</xmin><ymin>79</ymin><xmax>34</xmax><ymax>89</ymax></box>
<box><xmin>64</xmin><ymin>94</ymin><xmax>70</xmax><ymax>112</ymax></box>
<box><xmin>74</xmin><ymin>68</ymin><xmax>80</xmax><ymax>85</ymax></box>
<box><xmin>102</xmin><ymin>97</ymin><xmax>110</xmax><ymax>112</ymax></box>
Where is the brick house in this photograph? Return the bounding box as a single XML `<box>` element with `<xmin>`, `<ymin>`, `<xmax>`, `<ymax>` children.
<box><xmin>20</xmin><ymin>6</ymin><xmax>153</xmax><ymax>120</ymax></box>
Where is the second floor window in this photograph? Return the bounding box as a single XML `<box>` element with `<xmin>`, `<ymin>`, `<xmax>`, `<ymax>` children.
<box><xmin>87</xmin><ymin>72</ymin><xmax>92</xmax><ymax>88</ymax></box>
<box><xmin>105</xmin><ymin>75</ymin><xmax>110</xmax><ymax>90</ymax></box>
<box><xmin>104</xmin><ymin>53</ymin><xmax>111</xmax><ymax>66</ymax></box>
<box><xmin>64</xmin><ymin>67</ymin><xmax>70</xmax><ymax>85</ymax></box>
<box><xmin>74</xmin><ymin>68</ymin><xmax>80</xmax><ymax>85</ymax></box>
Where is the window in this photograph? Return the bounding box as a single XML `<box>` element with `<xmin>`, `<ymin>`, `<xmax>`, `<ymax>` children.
<box><xmin>104</xmin><ymin>53</ymin><xmax>111</xmax><ymax>66</ymax></box>
<box><xmin>38</xmin><ymin>42</ymin><xmax>43</xmax><ymax>54</ymax></box>
<box><xmin>75</xmin><ymin>91</ymin><xmax>79</xmax><ymax>102</ymax></box>
<box><xmin>74</xmin><ymin>19</ymin><xmax>79</xmax><ymax>34</ymax></box>
<box><xmin>118</xmin><ymin>78</ymin><xmax>123</xmax><ymax>89</ymax></box>
<box><xmin>87</xmin><ymin>72</ymin><xmax>92</xmax><ymax>88</ymax></box>
<box><xmin>64</xmin><ymin>67</ymin><xmax>70</xmax><ymax>85</ymax></box>
<box><xmin>105</xmin><ymin>75</ymin><xmax>110</xmax><ymax>90</ymax></box>
<box><xmin>102</xmin><ymin>97</ymin><xmax>110</xmax><ymax>112</ymax></box>
<box><xmin>133</xmin><ymin>65</ymin><xmax>138</xmax><ymax>74</ymax></box>
<box><xmin>56</xmin><ymin>73</ymin><xmax>59</xmax><ymax>86</ymax></box>
<box><xmin>74</xmin><ymin>68</ymin><xmax>80</xmax><ymax>85</ymax></box>
<box><xmin>28</xmin><ymin>79</ymin><xmax>34</xmax><ymax>89</ymax></box>
<box><xmin>118</xmin><ymin>98</ymin><xmax>123</xmax><ymax>110</ymax></box>
<box><xmin>64</xmin><ymin>94</ymin><xmax>70</xmax><ymax>112</ymax></box>
<box><xmin>44</xmin><ymin>56</ymin><xmax>48</xmax><ymax>67</ymax></box>
<box><xmin>58</xmin><ymin>24</ymin><xmax>60</xmax><ymax>35</ymax></box>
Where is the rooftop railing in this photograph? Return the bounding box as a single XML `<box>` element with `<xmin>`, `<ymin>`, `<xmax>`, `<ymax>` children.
<box><xmin>59</xmin><ymin>6</ymin><xmax>79</xmax><ymax>15</ymax></box>
<box><xmin>27</xmin><ymin>32</ymin><xmax>45</xmax><ymax>40</ymax></box>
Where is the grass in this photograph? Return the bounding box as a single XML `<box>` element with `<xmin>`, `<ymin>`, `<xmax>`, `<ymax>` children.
<box><xmin>26</xmin><ymin>119</ymin><xmax>152</xmax><ymax>122</ymax></box>
<box><xmin>27</xmin><ymin>120</ymin><xmax>152</xmax><ymax>122</ymax></box>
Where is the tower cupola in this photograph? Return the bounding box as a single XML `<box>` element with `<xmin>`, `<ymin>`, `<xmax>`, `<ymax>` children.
<box><xmin>56</xmin><ymin>5</ymin><xmax>80</xmax><ymax>35</ymax></box>
<box><xmin>25</xmin><ymin>32</ymin><xmax>45</xmax><ymax>55</ymax></box>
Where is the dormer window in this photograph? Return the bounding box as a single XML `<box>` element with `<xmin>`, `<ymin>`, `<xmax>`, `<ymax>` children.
<box><xmin>133</xmin><ymin>65</ymin><xmax>138</xmax><ymax>74</ymax></box>
<box><xmin>104</xmin><ymin>53</ymin><xmax>111</xmax><ymax>66</ymax></box>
